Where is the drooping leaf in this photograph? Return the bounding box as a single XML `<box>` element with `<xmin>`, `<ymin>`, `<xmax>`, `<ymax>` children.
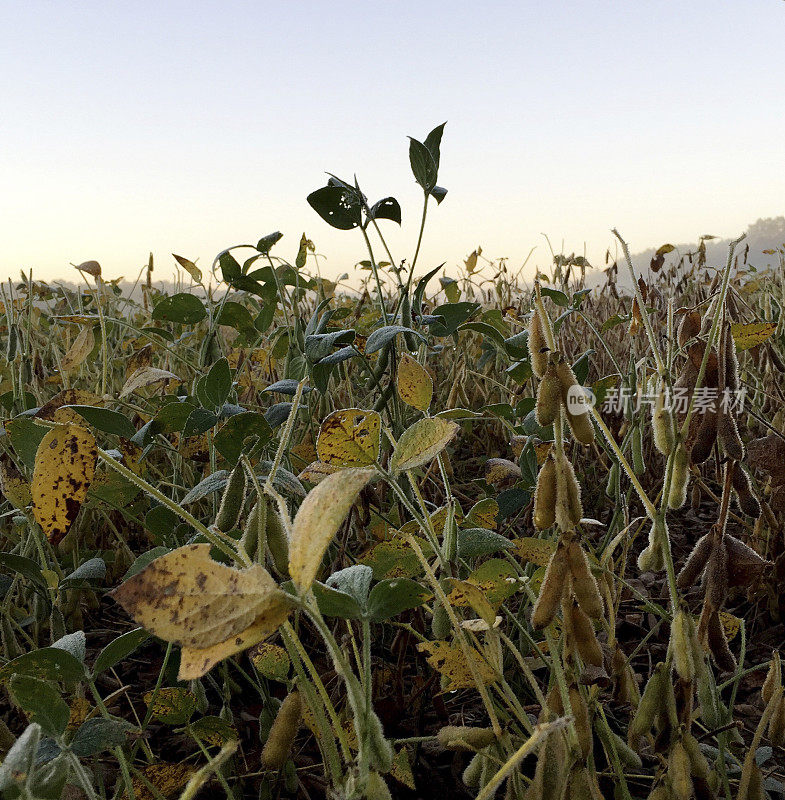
<box><xmin>60</xmin><ymin>325</ymin><xmax>95</xmax><ymax>372</ymax></box>
<box><xmin>111</xmin><ymin>544</ymin><xmax>292</xmax><ymax>651</ymax></box>
<box><xmin>289</xmin><ymin>467</ymin><xmax>376</xmax><ymax>592</ymax></box>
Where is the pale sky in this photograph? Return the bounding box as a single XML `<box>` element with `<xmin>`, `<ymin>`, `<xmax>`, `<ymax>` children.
<box><xmin>2</xmin><ymin>1</ymin><xmax>783</xmax><ymax>285</ymax></box>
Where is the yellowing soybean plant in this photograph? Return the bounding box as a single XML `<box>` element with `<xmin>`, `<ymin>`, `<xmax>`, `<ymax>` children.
<box><xmin>1</xmin><ymin>125</ymin><xmax>785</xmax><ymax>800</ymax></box>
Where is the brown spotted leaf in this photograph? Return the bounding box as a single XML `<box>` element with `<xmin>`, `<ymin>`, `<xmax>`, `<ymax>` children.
<box><xmin>110</xmin><ymin>544</ymin><xmax>292</xmax><ymax>651</ymax></box>
<box><xmin>316</xmin><ymin>408</ymin><xmax>381</xmax><ymax>467</ymax></box>
<box><xmin>396</xmin><ymin>353</ymin><xmax>433</xmax><ymax>412</ymax></box>
<box><xmin>32</xmin><ymin>423</ymin><xmax>97</xmax><ymax>544</ymax></box>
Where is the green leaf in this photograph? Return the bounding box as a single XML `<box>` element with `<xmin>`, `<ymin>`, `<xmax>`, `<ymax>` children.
<box><xmin>65</xmin><ymin>406</ymin><xmax>136</xmax><ymax>438</ymax></box>
<box><xmin>59</xmin><ymin>558</ymin><xmax>106</xmax><ymax>590</ymax></box>
<box><xmin>368</xmin><ymin>197</ymin><xmax>401</xmax><ymax>224</ymax></box>
<box><xmin>256</xmin><ymin>231</ymin><xmax>284</xmax><ymax>253</ymax></box>
<box><xmin>151</xmin><ymin>293</ymin><xmax>207</xmax><ymax>325</ymax></box>
<box><xmin>408</xmin><ymin>137</ymin><xmax>438</xmax><ymax>191</ymax></box>
<box><xmin>0</xmin><ymin>723</ymin><xmax>41</xmax><ymax>792</ymax></box>
<box><xmin>539</xmin><ymin>287</ymin><xmax>570</xmax><ymax>307</ymax></box>
<box><xmin>6</xmin><ymin>417</ymin><xmax>48</xmax><ymax>471</ymax></box>
<box><xmin>0</xmin><ymin>553</ymin><xmax>48</xmax><ymax>592</ymax></box>
<box><xmin>365</xmin><ymin>325</ymin><xmax>425</xmax><ymax>354</ymax></box>
<box><xmin>326</xmin><ymin>565</ymin><xmax>373</xmax><ymax>607</ymax></box>
<box><xmin>92</xmin><ymin>628</ymin><xmax>150</xmax><ymax>677</ymax></box>
<box><xmin>457</xmin><ymin>528</ymin><xmax>514</xmax><ymax>560</ymax></box>
<box><xmin>70</xmin><ymin>718</ymin><xmax>132</xmax><ymax>757</ymax></box>
<box><xmin>217</xmin><ymin>302</ymin><xmax>256</xmax><ymax>337</ymax></box>
<box><xmin>428</xmin><ymin>302</ymin><xmax>481</xmax><ymax>337</ymax></box>
<box><xmin>307</xmin><ymin>185</ymin><xmax>362</xmax><ymax>230</ymax></box>
<box><xmin>0</xmin><ymin>647</ymin><xmax>85</xmax><ymax>684</ymax></box>
<box><xmin>9</xmin><ymin>676</ymin><xmax>70</xmax><ymax>736</ymax></box>
<box><xmin>214</xmin><ymin>412</ymin><xmax>273</xmax><ymax>464</ymax></box>
<box><xmin>311</xmin><ymin>581</ymin><xmax>363</xmax><ymax>619</ymax></box>
<box><xmin>367</xmin><ymin>578</ymin><xmax>430</xmax><ymax>621</ymax></box>
<box><xmin>198</xmin><ymin>357</ymin><xmax>232</xmax><ymax>409</ymax></box>
<box><xmin>458</xmin><ymin>321</ymin><xmax>507</xmax><ymax>348</ymax></box>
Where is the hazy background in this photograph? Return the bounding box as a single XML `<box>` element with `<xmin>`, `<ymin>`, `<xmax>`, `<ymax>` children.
<box><xmin>2</xmin><ymin>1</ymin><xmax>784</xmax><ymax>285</ymax></box>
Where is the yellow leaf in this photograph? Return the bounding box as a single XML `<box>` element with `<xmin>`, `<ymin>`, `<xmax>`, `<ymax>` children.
<box><xmin>416</xmin><ymin>640</ymin><xmax>496</xmax><ymax>690</ymax></box>
<box><xmin>446</xmin><ymin>579</ymin><xmax>496</xmax><ymax>626</ymax></box>
<box><xmin>316</xmin><ymin>408</ymin><xmax>381</xmax><ymax>467</ymax></box>
<box><xmin>297</xmin><ymin>460</ymin><xmax>338</xmax><ymax>485</ymax></box>
<box><xmin>0</xmin><ymin>454</ymin><xmax>31</xmax><ymax>509</ymax></box>
<box><xmin>390</xmin><ymin>747</ymin><xmax>416</xmax><ymax>790</ymax></box>
<box><xmin>484</xmin><ymin>458</ymin><xmax>521</xmax><ymax>485</ymax></box>
<box><xmin>60</xmin><ymin>325</ymin><xmax>95</xmax><ymax>372</ymax></box>
<box><xmin>172</xmin><ymin>253</ymin><xmax>202</xmax><ymax>282</ymax></box>
<box><xmin>514</xmin><ymin>537</ymin><xmax>556</xmax><ymax>567</ymax></box>
<box><xmin>251</xmin><ymin>642</ymin><xmax>291</xmax><ymax>681</ymax></box>
<box><xmin>718</xmin><ymin>611</ymin><xmax>741</xmax><ymax>641</ymax></box>
<box><xmin>731</xmin><ymin>322</ymin><xmax>777</xmax><ymax>351</ymax></box>
<box><xmin>111</xmin><ymin>544</ymin><xmax>292</xmax><ymax>655</ymax></box>
<box><xmin>178</xmin><ymin>611</ymin><xmax>290</xmax><ymax>681</ymax></box>
<box><xmin>289</xmin><ymin>467</ymin><xmax>375</xmax><ymax>591</ymax></box>
<box><xmin>465</xmin><ymin>498</ymin><xmax>498</xmax><ymax>530</ymax></box>
<box><xmin>120</xmin><ymin>366</ymin><xmax>180</xmax><ymax>399</ymax></box>
<box><xmin>125</xmin><ymin>763</ymin><xmax>195</xmax><ymax>800</ymax></box>
<box><xmin>143</xmin><ymin>687</ymin><xmax>197</xmax><ymax>724</ymax></box>
<box><xmin>67</xmin><ymin>698</ymin><xmax>92</xmax><ymax>732</ymax></box>
<box><xmin>32</xmin><ymin>423</ymin><xmax>97</xmax><ymax>544</ymax></box>
<box><xmin>397</xmin><ymin>353</ymin><xmax>433</xmax><ymax>412</ymax></box>
<box><xmin>389</xmin><ymin>418</ymin><xmax>459</xmax><ymax>473</ymax></box>
<box><xmin>36</xmin><ymin>389</ymin><xmax>104</xmax><ymax>425</ymax></box>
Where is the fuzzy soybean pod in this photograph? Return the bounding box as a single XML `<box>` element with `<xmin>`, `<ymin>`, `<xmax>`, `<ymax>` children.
<box><xmin>681</xmin><ymin>732</ymin><xmax>709</xmax><ymax>781</ymax></box>
<box><xmin>528</xmin><ymin>722</ymin><xmax>568</xmax><ymax>800</ymax></box>
<box><xmin>676</xmin><ymin>533</ymin><xmax>712</xmax><ymax>590</ymax></box>
<box><xmin>638</xmin><ymin>519</ymin><xmax>666</xmax><ymax>573</ymax></box>
<box><xmin>667</xmin><ymin>739</ymin><xmax>694</xmax><ymax>800</ymax></box>
<box><xmin>731</xmin><ymin>464</ymin><xmax>761</xmax><ymax>518</ymax></box>
<box><xmin>266</xmin><ymin>503</ymin><xmax>290</xmax><ymax>578</ymax></box>
<box><xmin>534</xmin><ymin>455</ymin><xmax>558</xmax><ymax>530</ymax></box>
<box><xmin>431</xmin><ymin>601</ymin><xmax>450</xmax><ymax>639</ymax></box>
<box><xmin>554</xmin><ymin>452</ymin><xmax>583</xmax><ymax>532</ymax></box>
<box><xmin>241</xmin><ymin>498</ymin><xmax>268</xmax><ymax>562</ymax></box>
<box><xmin>651</xmin><ymin>381</ymin><xmax>676</xmax><ymax>456</ymax></box>
<box><xmin>717</xmin><ymin>412</ymin><xmax>744</xmax><ymax>461</ymax></box>
<box><xmin>555</xmin><ymin>357</ymin><xmax>595</xmax><ymax>446</ymax></box>
<box><xmin>632</xmin><ymin>425</ymin><xmax>645</xmax><ymax>475</ymax></box>
<box><xmin>529</xmin><ymin>305</ymin><xmax>550</xmax><ymax>379</ymax></box>
<box><xmin>366</xmin><ymin>772</ymin><xmax>393</xmax><ymax>800</ymax></box>
<box><xmin>707</xmin><ymin>609</ymin><xmax>736</xmax><ymax>673</ymax></box>
<box><xmin>215</xmin><ymin>462</ymin><xmax>247</xmax><ymax>532</ymax></box>
<box><xmin>670</xmin><ymin>610</ymin><xmax>695</xmax><ymax>683</ymax></box>
<box><xmin>535</xmin><ymin>361</ymin><xmax>563</xmax><ymax>428</ymax></box>
<box><xmin>566</xmin><ymin>539</ymin><xmax>603</xmax><ymax>620</ymax></box>
<box><xmin>564</xmin><ymin>599</ymin><xmax>604</xmax><ymax>667</ymax></box>
<box><xmin>462</xmin><ymin>749</ymin><xmax>487</xmax><ymax>789</ymax></box>
<box><xmin>262</xmin><ymin>690</ymin><xmax>302</xmax><ymax>770</ymax></box>
<box><xmin>768</xmin><ymin>693</ymin><xmax>785</xmax><ymax>747</ymax></box>
<box><xmin>691</xmin><ymin>410</ymin><xmax>718</xmax><ymax>465</ymax></box>
<box><xmin>569</xmin><ymin>686</ymin><xmax>593</xmax><ymax>760</ymax></box>
<box><xmin>629</xmin><ymin>663</ymin><xmax>667</xmax><ymax>744</ymax></box>
<box><xmin>437</xmin><ymin>726</ymin><xmax>496</xmax><ymax>751</ymax></box>
<box><xmin>531</xmin><ymin>540</ymin><xmax>569</xmax><ymax>629</ymax></box>
<box><xmin>668</xmin><ymin>445</ymin><xmax>690</xmax><ymax>510</ymax></box>
<box><xmin>762</xmin><ymin>653</ymin><xmax>781</xmax><ymax>706</ymax></box>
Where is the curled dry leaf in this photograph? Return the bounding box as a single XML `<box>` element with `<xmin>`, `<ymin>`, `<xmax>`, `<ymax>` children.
<box><xmin>289</xmin><ymin>467</ymin><xmax>376</xmax><ymax>592</ymax></box>
<box><xmin>120</xmin><ymin>366</ymin><xmax>180</xmax><ymax>399</ymax></box>
<box><xmin>60</xmin><ymin>325</ymin><xmax>95</xmax><ymax>373</ymax></box>
<box><xmin>111</xmin><ymin>544</ymin><xmax>293</xmax><ymax>679</ymax></box>
<box><xmin>316</xmin><ymin>408</ymin><xmax>381</xmax><ymax>467</ymax></box>
<box><xmin>75</xmin><ymin>260</ymin><xmax>101</xmax><ymax>277</ymax></box>
<box><xmin>32</xmin><ymin>423</ymin><xmax>97</xmax><ymax>544</ymax></box>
